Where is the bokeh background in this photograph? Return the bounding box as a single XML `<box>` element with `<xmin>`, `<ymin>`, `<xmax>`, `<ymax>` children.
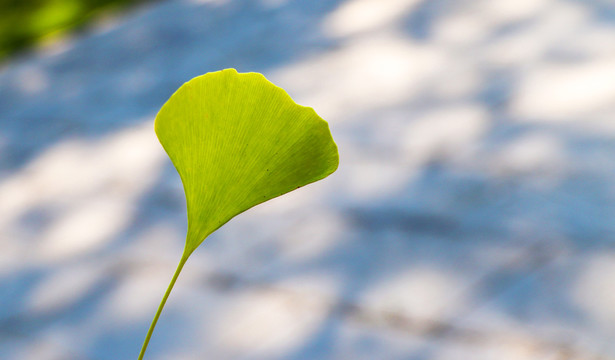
<box><xmin>2</xmin><ymin>0</ymin><xmax>615</xmax><ymax>359</ymax></box>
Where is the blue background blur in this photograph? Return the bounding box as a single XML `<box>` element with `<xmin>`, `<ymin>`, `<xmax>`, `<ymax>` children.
<box><xmin>2</xmin><ymin>0</ymin><xmax>615</xmax><ymax>359</ymax></box>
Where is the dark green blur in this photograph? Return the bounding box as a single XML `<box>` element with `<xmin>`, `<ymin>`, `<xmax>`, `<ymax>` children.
<box><xmin>0</xmin><ymin>0</ymin><xmax>152</xmax><ymax>61</ymax></box>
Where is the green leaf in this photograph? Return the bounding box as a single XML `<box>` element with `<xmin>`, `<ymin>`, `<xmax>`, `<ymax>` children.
<box><xmin>156</xmin><ymin>68</ymin><xmax>339</xmax><ymax>254</ymax></box>
<box><xmin>138</xmin><ymin>68</ymin><xmax>338</xmax><ymax>359</ymax></box>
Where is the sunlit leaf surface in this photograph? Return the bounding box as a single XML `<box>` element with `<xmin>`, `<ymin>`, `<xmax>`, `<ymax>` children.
<box><xmin>139</xmin><ymin>68</ymin><xmax>338</xmax><ymax>359</ymax></box>
<box><xmin>156</xmin><ymin>68</ymin><xmax>339</xmax><ymax>254</ymax></box>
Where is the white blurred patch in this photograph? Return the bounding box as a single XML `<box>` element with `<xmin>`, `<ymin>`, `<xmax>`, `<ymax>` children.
<box><xmin>324</xmin><ymin>0</ymin><xmax>420</xmax><ymax>37</ymax></box>
<box><xmin>0</xmin><ymin>121</ymin><xmax>166</xmax><ymax>263</ymax></box>
<box><xmin>10</xmin><ymin>338</ymin><xmax>74</xmax><ymax>360</ymax></box>
<box><xmin>270</xmin><ymin>272</ymin><xmax>341</xmax><ymax>307</ymax></box>
<box><xmin>430</xmin><ymin>65</ymin><xmax>481</xmax><ymax>99</ymax></box>
<box><xmin>27</xmin><ymin>262</ymin><xmax>107</xmax><ymax>314</ymax></box>
<box><xmin>493</xmin><ymin>133</ymin><xmax>564</xmax><ymax>176</ymax></box>
<box><xmin>434</xmin><ymin>11</ymin><xmax>489</xmax><ymax>47</ymax></box>
<box><xmin>14</xmin><ymin>65</ymin><xmax>49</xmax><ymax>94</ymax></box>
<box><xmin>103</xmin><ymin>262</ymin><xmax>179</xmax><ymax>321</ymax></box>
<box><xmin>573</xmin><ymin>254</ymin><xmax>615</xmax><ymax>328</ymax></box>
<box><xmin>273</xmin><ymin>34</ymin><xmax>445</xmax><ymax>121</ymax></box>
<box><xmin>37</xmin><ymin>196</ymin><xmax>132</xmax><ymax>261</ymax></box>
<box><xmin>434</xmin><ymin>338</ymin><xmax>559</xmax><ymax>360</ymax></box>
<box><xmin>485</xmin><ymin>2</ymin><xmax>589</xmax><ymax>66</ymax></box>
<box><xmin>215</xmin><ymin>289</ymin><xmax>327</xmax><ymax>355</ymax></box>
<box><xmin>360</xmin><ymin>267</ymin><xmax>464</xmax><ymax>321</ymax></box>
<box><xmin>403</xmin><ymin>104</ymin><xmax>488</xmax><ymax>164</ymax></box>
<box><xmin>513</xmin><ymin>57</ymin><xmax>615</xmax><ymax>121</ymax></box>
<box><xmin>344</xmin><ymin>160</ymin><xmax>410</xmax><ymax>201</ymax></box>
<box><xmin>480</xmin><ymin>0</ymin><xmax>553</xmax><ymax>24</ymax></box>
<box><xmin>281</xmin><ymin>211</ymin><xmax>346</xmax><ymax>261</ymax></box>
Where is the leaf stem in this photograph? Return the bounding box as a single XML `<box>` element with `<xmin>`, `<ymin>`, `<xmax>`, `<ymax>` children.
<box><xmin>137</xmin><ymin>253</ymin><xmax>189</xmax><ymax>360</ymax></box>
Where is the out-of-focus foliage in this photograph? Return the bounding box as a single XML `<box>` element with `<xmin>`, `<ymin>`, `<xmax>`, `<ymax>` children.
<box><xmin>0</xmin><ymin>0</ymin><xmax>152</xmax><ymax>60</ymax></box>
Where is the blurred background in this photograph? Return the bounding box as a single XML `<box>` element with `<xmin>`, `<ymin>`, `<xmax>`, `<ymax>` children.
<box><xmin>1</xmin><ymin>0</ymin><xmax>615</xmax><ymax>359</ymax></box>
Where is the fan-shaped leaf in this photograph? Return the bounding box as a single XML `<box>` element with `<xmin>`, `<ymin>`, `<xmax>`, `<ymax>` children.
<box><xmin>156</xmin><ymin>68</ymin><xmax>338</xmax><ymax>254</ymax></box>
<box><xmin>138</xmin><ymin>69</ymin><xmax>338</xmax><ymax>360</ymax></box>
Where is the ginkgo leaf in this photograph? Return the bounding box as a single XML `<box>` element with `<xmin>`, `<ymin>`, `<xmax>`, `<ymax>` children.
<box><xmin>156</xmin><ymin>68</ymin><xmax>338</xmax><ymax>255</ymax></box>
<box><xmin>138</xmin><ymin>69</ymin><xmax>338</xmax><ymax>360</ymax></box>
